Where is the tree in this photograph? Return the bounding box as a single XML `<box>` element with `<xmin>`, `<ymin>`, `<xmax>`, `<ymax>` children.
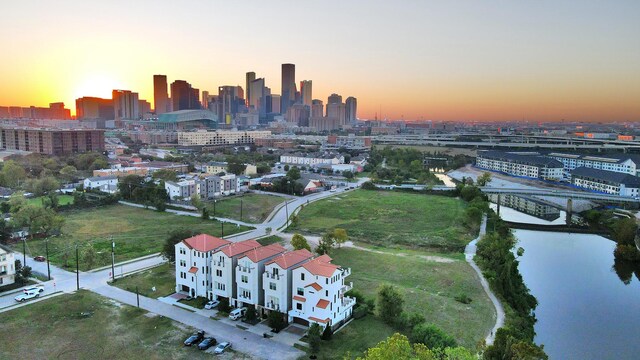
<box><xmin>118</xmin><ymin>175</ymin><xmax>145</xmax><ymax>200</ymax></box>
<box><xmin>377</xmin><ymin>284</ymin><xmax>404</xmax><ymax>325</ymax></box>
<box><xmin>613</xmin><ymin>218</ymin><xmax>637</xmax><ymax>246</ymax></box>
<box><xmin>410</xmin><ymin>323</ymin><xmax>457</xmax><ymax>350</ymax></box>
<box><xmin>227</xmin><ymin>158</ymin><xmax>247</xmax><ymax>175</ymax></box>
<box><xmin>477</xmin><ymin>172</ymin><xmax>493</xmax><ymax>187</ymax></box>
<box><xmin>0</xmin><ymin>160</ymin><xmax>27</xmax><ymax>188</ymax></box>
<box><xmin>201</xmin><ymin>207</ymin><xmax>210</xmax><ymax>220</ymax></box>
<box><xmin>0</xmin><ymin>219</ymin><xmax>13</xmax><ymax>244</ymax></box>
<box><xmin>287</xmin><ymin>166</ymin><xmax>301</xmax><ymax>181</ymax></box>
<box><xmin>356</xmin><ymin>333</ymin><xmax>475</xmax><ymax>360</ymax></box>
<box><xmin>161</xmin><ymin>228</ymin><xmax>197</xmax><ymax>262</ymax></box>
<box><xmin>343</xmin><ymin>171</ymin><xmax>355</xmax><ymax>181</ymax></box>
<box><xmin>89</xmin><ymin>157</ymin><xmax>109</xmax><ymax>171</ymax></box>
<box><xmin>191</xmin><ymin>194</ymin><xmax>204</xmax><ymax>210</ymax></box>
<box><xmin>291</xmin><ymin>233</ymin><xmax>311</xmax><ymax>251</ymax></box>
<box><xmin>332</xmin><ymin>228</ymin><xmax>348</xmax><ymax>248</ymax></box>
<box><xmin>308</xmin><ymin>323</ymin><xmax>323</xmax><ymax>355</ymax></box>
<box><xmin>82</xmin><ymin>243</ymin><xmax>98</xmax><ymax>270</ymax></box>
<box><xmin>315</xmin><ymin>233</ymin><xmax>335</xmax><ymax>255</ymax></box>
<box><xmin>284</xmin><ymin>164</ymin><xmax>290</xmax><ymax>172</ymax></box>
<box><xmin>59</xmin><ymin>165</ymin><xmax>78</xmax><ymax>182</ymax></box>
<box><xmin>321</xmin><ymin>323</ymin><xmax>333</xmax><ymax>340</ymax></box>
<box><xmin>267</xmin><ymin>310</ymin><xmax>287</xmax><ymax>332</ymax></box>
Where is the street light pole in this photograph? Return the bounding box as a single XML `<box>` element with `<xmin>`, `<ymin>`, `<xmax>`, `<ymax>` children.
<box><xmin>285</xmin><ymin>200</ymin><xmax>289</xmax><ymax>229</ymax></box>
<box><xmin>75</xmin><ymin>245</ymin><xmax>79</xmax><ymax>290</ymax></box>
<box><xmin>22</xmin><ymin>238</ymin><xmax>26</xmax><ymax>266</ymax></box>
<box><xmin>45</xmin><ymin>238</ymin><xmax>51</xmax><ymax>280</ymax></box>
<box><xmin>221</xmin><ymin>222</ymin><xmax>224</xmax><ymax>238</ymax></box>
<box><xmin>111</xmin><ymin>237</ymin><xmax>115</xmax><ymax>282</ymax></box>
<box><xmin>240</xmin><ymin>199</ymin><xmax>243</xmax><ymax>221</ymax></box>
<box><xmin>213</xmin><ymin>198</ymin><xmax>216</xmax><ymax>217</ymax></box>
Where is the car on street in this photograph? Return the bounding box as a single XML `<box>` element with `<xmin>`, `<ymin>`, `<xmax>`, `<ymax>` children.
<box><xmin>197</xmin><ymin>337</ymin><xmax>217</xmax><ymax>350</ymax></box>
<box><xmin>228</xmin><ymin>307</ymin><xmax>247</xmax><ymax>320</ymax></box>
<box><xmin>213</xmin><ymin>342</ymin><xmax>231</xmax><ymax>354</ymax></box>
<box><xmin>24</xmin><ymin>285</ymin><xmax>45</xmax><ymax>293</ymax></box>
<box><xmin>183</xmin><ymin>330</ymin><xmax>205</xmax><ymax>346</ymax></box>
<box><xmin>15</xmin><ymin>290</ymin><xmax>39</xmax><ymax>302</ymax></box>
<box><xmin>33</xmin><ymin>256</ymin><xmax>46</xmax><ymax>262</ymax></box>
<box><xmin>204</xmin><ymin>300</ymin><xmax>220</xmax><ymax>310</ymax></box>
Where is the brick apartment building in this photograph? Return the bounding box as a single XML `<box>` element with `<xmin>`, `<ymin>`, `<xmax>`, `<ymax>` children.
<box><xmin>0</xmin><ymin>128</ymin><xmax>105</xmax><ymax>155</ymax></box>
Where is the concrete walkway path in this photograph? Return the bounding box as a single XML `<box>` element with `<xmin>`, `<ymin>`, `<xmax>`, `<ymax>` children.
<box><xmin>464</xmin><ymin>215</ymin><xmax>505</xmax><ymax>345</ymax></box>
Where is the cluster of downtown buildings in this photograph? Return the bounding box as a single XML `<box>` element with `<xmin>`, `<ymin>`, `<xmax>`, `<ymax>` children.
<box><xmin>476</xmin><ymin>150</ymin><xmax>640</xmax><ymax>197</ymax></box>
<box><xmin>175</xmin><ymin>234</ymin><xmax>355</xmax><ymax>329</ymax></box>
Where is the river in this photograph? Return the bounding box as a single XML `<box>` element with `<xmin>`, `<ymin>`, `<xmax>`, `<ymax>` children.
<box><xmin>495</xmin><ymin>204</ymin><xmax>640</xmax><ymax>359</ymax></box>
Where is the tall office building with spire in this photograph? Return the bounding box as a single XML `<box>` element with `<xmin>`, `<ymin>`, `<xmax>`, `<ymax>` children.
<box><xmin>153</xmin><ymin>75</ymin><xmax>169</xmax><ymax>114</ymax></box>
<box><xmin>281</xmin><ymin>63</ymin><xmax>296</xmax><ymax>114</ymax></box>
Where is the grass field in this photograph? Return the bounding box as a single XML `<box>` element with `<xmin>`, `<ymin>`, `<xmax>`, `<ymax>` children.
<box><xmin>205</xmin><ymin>193</ymin><xmax>284</xmax><ymax>224</ymax></box>
<box><xmin>0</xmin><ymin>290</ymin><xmax>248</xmax><ymax>359</ymax></box>
<box><xmin>26</xmin><ymin>194</ymin><xmax>75</xmax><ymax>207</ymax></box>
<box><xmin>312</xmin><ymin>247</ymin><xmax>493</xmax><ymax>358</ymax></box>
<box><xmin>295</xmin><ymin>190</ymin><xmax>472</xmax><ymax>251</ymax></box>
<box><xmin>257</xmin><ymin>235</ymin><xmax>285</xmax><ymax>246</ymax></box>
<box><xmin>112</xmin><ymin>263</ymin><xmax>175</xmax><ymax>298</ymax></box>
<box><xmin>13</xmin><ymin>204</ymin><xmax>251</xmax><ymax>271</ymax></box>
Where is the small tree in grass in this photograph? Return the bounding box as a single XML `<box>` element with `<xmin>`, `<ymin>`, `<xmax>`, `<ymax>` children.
<box><xmin>377</xmin><ymin>284</ymin><xmax>404</xmax><ymax>325</ymax></box>
<box><xmin>201</xmin><ymin>207</ymin><xmax>210</xmax><ymax>220</ymax></box>
<box><xmin>308</xmin><ymin>323</ymin><xmax>322</xmax><ymax>355</ymax></box>
<box><xmin>321</xmin><ymin>324</ymin><xmax>333</xmax><ymax>340</ymax></box>
<box><xmin>291</xmin><ymin>233</ymin><xmax>311</xmax><ymax>251</ymax></box>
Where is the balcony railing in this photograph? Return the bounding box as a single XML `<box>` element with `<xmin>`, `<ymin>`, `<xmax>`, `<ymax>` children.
<box><xmin>212</xmin><ymin>260</ymin><xmax>225</xmax><ymax>267</ymax></box>
<box><xmin>341</xmin><ymin>296</ymin><xmax>356</xmax><ymax>308</ymax></box>
<box><xmin>236</xmin><ymin>265</ymin><xmax>252</xmax><ymax>273</ymax></box>
<box><xmin>264</xmin><ymin>272</ymin><xmax>280</xmax><ymax>280</ymax></box>
<box><xmin>340</xmin><ymin>282</ymin><xmax>353</xmax><ymax>294</ymax></box>
<box><xmin>266</xmin><ymin>301</ymin><xmax>281</xmax><ymax>311</ymax></box>
<box><xmin>341</xmin><ymin>268</ymin><xmax>351</xmax><ymax>278</ymax></box>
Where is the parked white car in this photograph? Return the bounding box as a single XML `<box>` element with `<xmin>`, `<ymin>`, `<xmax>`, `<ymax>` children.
<box><xmin>228</xmin><ymin>307</ymin><xmax>247</xmax><ymax>320</ymax></box>
<box><xmin>214</xmin><ymin>342</ymin><xmax>231</xmax><ymax>354</ymax></box>
<box><xmin>15</xmin><ymin>290</ymin><xmax>39</xmax><ymax>302</ymax></box>
<box><xmin>24</xmin><ymin>285</ymin><xmax>45</xmax><ymax>293</ymax></box>
<box><xmin>204</xmin><ymin>300</ymin><xmax>220</xmax><ymax>310</ymax></box>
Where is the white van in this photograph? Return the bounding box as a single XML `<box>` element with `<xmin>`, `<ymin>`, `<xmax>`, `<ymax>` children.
<box><xmin>228</xmin><ymin>307</ymin><xmax>247</xmax><ymax>321</ymax></box>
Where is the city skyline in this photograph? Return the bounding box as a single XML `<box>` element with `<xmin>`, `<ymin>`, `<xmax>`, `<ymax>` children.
<box><xmin>1</xmin><ymin>1</ymin><xmax>639</xmax><ymax>122</ymax></box>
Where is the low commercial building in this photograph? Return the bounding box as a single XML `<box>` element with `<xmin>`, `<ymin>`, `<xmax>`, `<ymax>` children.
<box><xmin>83</xmin><ymin>175</ymin><xmax>118</xmax><ymax>193</ymax></box>
<box><xmin>178</xmin><ymin>130</ymin><xmax>271</xmax><ymax>146</ymax></box>
<box><xmin>476</xmin><ymin>150</ymin><xmax>563</xmax><ymax>180</ymax></box>
<box><xmin>175</xmin><ymin>234</ymin><xmax>231</xmax><ymax>299</ymax></box>
<box><xmin>0</xmin><ymin>128</ymin><xmax>104</xmax><ymax>155</ymax></box>
<box><xmin>324</xmin><ymin>135</ymin><xmax>372</xmax><ymax>150</ymax></box>
<box><xmin>288</xmin><ymin>255</ymin><xmax>355</xmax><ymax>329</ymax></box>
<box><xmin>280</xmin><ymin>153</ymin><xmax>344</xmax><ymax>167</ymax></box>
<box><xmin>570</xmin><ymin>167</ymin><xmax>640</xmax><ymax>197</ymax></box>
<box><xmin>0</xmin><ymin>245</ymin><xmax>16</xmax><ymax>287</ymax></box>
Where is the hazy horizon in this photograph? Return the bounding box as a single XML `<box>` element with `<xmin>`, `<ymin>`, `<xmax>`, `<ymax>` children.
<box><xmin>1</xmin><ymin>1</ymin><xmax>639</xmax><ymax>122</ymax></box>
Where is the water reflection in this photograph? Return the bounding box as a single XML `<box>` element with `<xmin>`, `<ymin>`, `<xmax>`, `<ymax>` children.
<box><xmin>488</xmin><ymin>195</ymin><xmax>566</xmax><ymax>224</ymax></box>
<box><xmin>612</xmin><ymin>257</ymin><xmax>640</xmax><ymax>285</ymax></box>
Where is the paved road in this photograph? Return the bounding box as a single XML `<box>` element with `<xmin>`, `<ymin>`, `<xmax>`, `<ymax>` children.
<box><xmin>464</xmin><ymin>215</ymin><xmax>505</xmax><ymax>345</ymax></box>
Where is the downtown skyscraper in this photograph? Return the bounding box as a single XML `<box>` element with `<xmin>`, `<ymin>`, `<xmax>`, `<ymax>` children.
<box><xmin>170</xmin><ymin>80</ymin><xmax>200</xmax><ymax>111</ymax></box>
<box><xmin>281</xmin><ymin>63</ymin><xmax>296</xmax><ymax>114</ymax></box>
<box><xmin>300</xmin><ymin>80</ymin><xmax>312</xmax><ymax>106</ymax></box>
<box><xmin>153</xmin><ymin>75</ymin><xmax>169</xmax><ymax>114</ymax></box>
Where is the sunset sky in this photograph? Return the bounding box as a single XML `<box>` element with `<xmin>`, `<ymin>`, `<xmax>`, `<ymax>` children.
<box><xmin>1</xmin><ymin>1</ymin><xmax>639</xmax><ymax>121</ymax></box>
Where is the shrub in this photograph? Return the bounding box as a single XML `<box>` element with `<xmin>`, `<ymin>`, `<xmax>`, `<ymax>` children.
<box><xmin>454</xmin><ymin>293</ymin><xmax>472</xmax><ymax>304</ymax></box>
<box><xmin>410</xmin><ymin>323</ymin><xmax>457</xmax><ymax>349</ymax></box>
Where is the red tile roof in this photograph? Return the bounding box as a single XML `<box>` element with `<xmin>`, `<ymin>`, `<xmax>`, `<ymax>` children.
<box><xmin>309</xmin><ymin>316</ymin><xmax>330</xmax><ymax>324</ymax></box>
<box><xmin>305</xmin><ymin>282</ymin><xmax>322</xmax><ymax>291</ymax></box>
<box><xmin>266</xmin><ymin>249</ymin><xmax>314</xmax><ymax>269</ymax></box>
<box><xmin>188</xmin><ymin>266</ymin><xmax>198</xmax><ymax>274</ymax></box>
<box><xmin>316</xmin><ymin>299</ymin><xmax>330</xmax><ymax>309</ymax></box>
<box><xmin>240</xmin><ymin>243</ymin><xmax>286</xmax><ymax>263</ymax></box>
<box><xmin>219</xmin><ymin>239</ymin><xmax>261</xmax><ymax>257</ymax></box>
<box><xmin>302</xmin><ymin>255</ymin><xmax>340</xmax><ymax>277</ymax></box>
<box><xmin>293</xmin><ymin>295</ymin><xmax>306</xmax><ymax>302</ymax></box>
<box><xmin>183</xmin><ymin>234</ymin><xmax>231</xmax><ymax>253</ymax></box>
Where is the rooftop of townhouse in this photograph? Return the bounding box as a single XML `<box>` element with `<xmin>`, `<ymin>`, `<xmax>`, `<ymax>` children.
<box><xmin>239</xmin><ymin>243</ymin><xmax>287</xmax><ymax>263</ymax></box>
<box><xmin>301</xmin><ymin>255</ymin><xmax>341</xmax><ymax>277</ymax></box>
<box><xmin>219</xmin><ymin>239</ymin><xmax>262</xmax><ymax>257</ymax></box>
<box><xmin>180</xmin><ymin>234</ymin><xmax>231</xmax><ymax>253</ymax></box>
<box><xmin>265</xmin><ymin>249</ymin><xmax>314</xmax><ymax>269</ymax></box>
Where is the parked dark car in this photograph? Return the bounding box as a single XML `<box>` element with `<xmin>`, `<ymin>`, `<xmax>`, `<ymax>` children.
<box><xmin>183</xmin><ymin>331</ymin><xmax>205</xmax><ymax>346</ymax></box>
<box><xmin>33</xmin><ymin>256</ymin><xmax>46</xmax><ymax>262</ymax></box>
<box><xmin>197</xmin><ymin>337</ymin><xmax>217</xmax><ymax>350</ymax></box>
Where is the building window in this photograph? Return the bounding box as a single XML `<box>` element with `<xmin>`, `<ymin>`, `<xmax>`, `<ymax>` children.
<box><xmin>216</xmin><ymin>269</ymin><xmax>222</xmax><ymax>277</ymax></box>
<box><xmin>269</xmin><ymin>282</ymin><xmax>276</xmax><ymax>290</ymax></box>
<box><xmin>301</xmin><ymin>273</ymin><xmax>305</xmax><ymax>281</ymax></box>
<box><xmin>241</xmin><ymin>275</ymin><xmax>248</xmax><ymax>283</ymax></box>
<box><xmin>297</xmin><ymin>287</ymin><xmax>304</xmax><ymax>296</ymax></box>
<box><xmin>296</xmin><ymin>303</ymin><xmax>302</xmax><ymax>310</ymax></box>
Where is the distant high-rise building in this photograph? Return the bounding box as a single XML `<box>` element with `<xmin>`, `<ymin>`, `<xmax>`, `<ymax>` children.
<box><xmin>326</xmin><ymin>102</ymin><xmax>346</xmax><ymax>126</ymax></box>
<box><xmin>327</xmin><ymin>93</ymin><xmax>342</xmax><ymax>105</ymax></box>
<box><xmin>266</xmin><ymin>94</ymin><xmax>281</xmax><ymax>114</ymax></box>
<box><xmin>76</xmin><ymin>97</ymin><xmax>114</xmax><ymax>120</ymax></box>
<box><xmin>246</xmin><ymin>72</ymin><xmax>256</xmax><ymax>107</ymax></box>
<box><xmin>286</xmin><ymin>104</ymin><xmax>310</xmax><ymax>126</ymax></box>
<box><xmin>311</xmin><ymin>99</ymin><xmax>324</xmax><ymax>118</ymax></box>
<box><xmin>202</xmin><ymin>91</ymin><xmax>210</xmax><ymax>109</ymax></box>
<box><xmin>171</xmin><ymin>80</ymin><xmax>200</xmax><ymax>111</ymax></box>
<box><xmin>153</xmin><ymin>75</ymin><xmax>169</xmax><ymax>114</ymax></box>
<box><xmin>300</xmin><ymin>80</ymin><xmax>312</xmax><ymax>106</ymax></box>
<box><xmin>249</xmin><ymin>78</ymin><xmax>266</xmax><ymax>111</ymax></box>
<box><xmin>138</xmin><ymin>100</ymin><xmax>151</xmax><ymax>117</ymax></box>
<box><xmin>345</xmin><ymin>96</ymin><xmax>358</xmax><ymax>123</ymax></box>
<box><xmin>213</xmin><ymin>86</ymin><xmax>244</xmax><ymax>123</ymax></box>
<box><xmin>113</xmin><ymin>90</ymin><xmax>140</xmax><ymax>121</ymax></box>
<box><xmin>281</xmin><ymin>63</ymin><xmax>296</xmax><ymax>114</ymax></box>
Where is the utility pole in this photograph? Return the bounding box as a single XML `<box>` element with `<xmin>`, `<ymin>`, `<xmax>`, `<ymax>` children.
<box><xmin>111</xmin><ymin>236</ymin><xmax>115</xmax><ymax>282</ymax></box>
<box><xmin>240</xmin><ymin>199</ymin><xmax>243</xmax><ymax>221</ymax></box>
<box><xmin>285</xmin><ymin>200</ymin><xmax>289</xmax><ymax>228</ymax></box>
<box><xmin>136</xmin><ymin>286</ymin><xmax>140</xmax><ymax>308</ymax></box>
<box><xmin>213</xmin><ymin>198</ymin><xmax>216</xmax><ymax>216</ymax></box>
<box><xmin>45</xmin><ymin>238</ymin><xmax>51</xmax><ymax>280</ymax></box>
<box><xmin>221</xmin><ymin>222</ymin><xmax>224</xmax><ymax>238</ymax></box>
<box><xmin>75</xmin><ymin>245</ymin><xmax>79</xmax><ymax>290</ymax></box>
<box><xmin>22</xmin><ymin>238</ymin><xmax>26</xmax><ymax>266</ymax></box>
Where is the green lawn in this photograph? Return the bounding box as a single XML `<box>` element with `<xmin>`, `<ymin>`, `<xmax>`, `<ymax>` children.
<box><xmin>14</xmin><ymin>204</ymin><xmax>251</xmax><ymax>271</ymax></box>
<box><xmin>112</xmin><ymin>263</ymin><xmax>175</xmax><ymax>298</ymax></box>
<box><xmin>205</xmin><ymin>193</ymin><xmax>284</xmax><ymax>224</ymax></box>
<box><xmin>257</xmin><ymin>235</ymin><xmax>285</xmax><ymax>246</ymax></box>
<box><xmin>26</xmin><ymin>194</ymin><xmax>74</xmax><ymax>207</ymax></box>
<box><xmin>295</xmin><ymin>190</ymin><xmax>472</xmax><ymax>251</ymax></box>
<box><xmin>317</xmin><ymin>316</ymin><xmax>396</xmax><ymax>360</ymax></box>
<box><xmin>0</xmin><ymin>290</ymin><xmax>247</xmax><ymax>359</ymax></box>
<box><xmin>324</xmin><ymin>247</ymin><xmax>493</xmax><ymax>355</ymax></box>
